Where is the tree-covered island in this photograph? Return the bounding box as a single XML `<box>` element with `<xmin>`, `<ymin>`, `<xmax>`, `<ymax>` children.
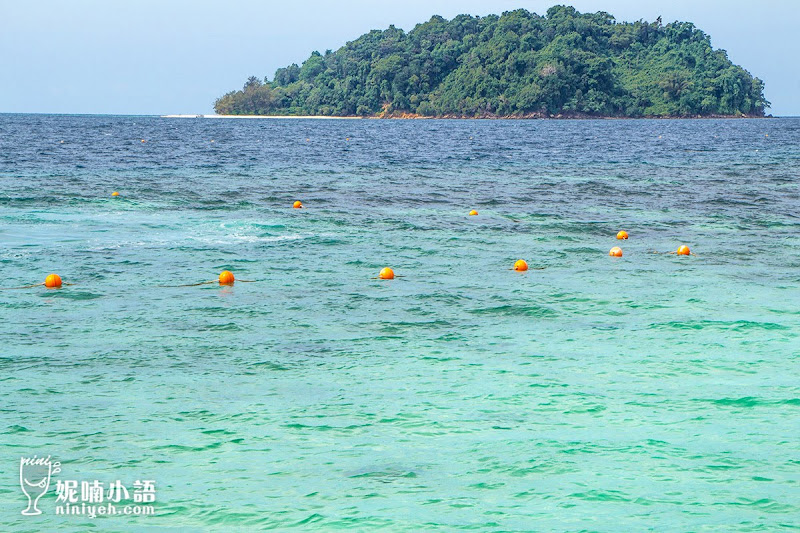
<box><xmin>214</xmin><ymin>6</ymin><xmax>768</xmax><ymax>118</ymax></box>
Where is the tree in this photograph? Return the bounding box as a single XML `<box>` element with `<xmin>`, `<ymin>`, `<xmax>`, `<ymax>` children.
<box><xmin>214</xmin><ymin>7</ymin><xmax>768</xmax><ymax>118</ymax></box>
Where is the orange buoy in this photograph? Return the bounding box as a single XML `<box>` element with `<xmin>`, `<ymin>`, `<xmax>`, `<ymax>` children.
<box><xmin>293</xmin><ymin>201</ymin><xmax>303</xmax><ymax>209</ymax></box>
<box><xmin>514</xmin><ymin>259</ymin><xmax>529</xmax><ymax>271</ymax></box>
<box><xmin>379</xmin><ymin>267</ymin><xmax>395</xmax><ymax>280</ymax></box>
<box><xmin>609</xmin><ymin>246</ymin><xmax>623</xmax><ymax>257</ymax></box>
<box><xmin>219</xmin><ymin>270</ymin><xmax>235</xmax><ymax>285</ymax></box>
<box><xmin>141</xmin><ymin>139</ymin><xmax>146</xmax><ymax>143</ymax></box>
<box><xmin>111</xmin><ymin>191</ymin><xmax>120</xmax><ymax>197</ymax></box>
<box><xmin>469</xmin><ymin>210</ymin><xmax>478</xmax><ymax>216</ymax></box>
<box><xmin>616</xmin><ymin>230</ymin><xmax>628</xmax><ymax>240</ymax></box>
<box><xmin>677</xmin><ymin>245</ymin><xmax>691</xmax><ymax>256</ymax></box>
<box><xmin>44</xmin><ymin>274</ymin><xmax>62</xmax><ymax>288</ymax></box>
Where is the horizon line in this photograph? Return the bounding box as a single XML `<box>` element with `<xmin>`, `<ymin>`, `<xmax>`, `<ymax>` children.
<box><xmin>1</xmin><ymin>112</ymin><xmax>796</xmax><ymax>119</ymax></box>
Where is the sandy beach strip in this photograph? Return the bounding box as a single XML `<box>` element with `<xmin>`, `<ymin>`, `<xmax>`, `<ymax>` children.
<box><xmin>161</xmin><ymin>114</ymin><xmax>364</xmax><ymax>119</ymax></box>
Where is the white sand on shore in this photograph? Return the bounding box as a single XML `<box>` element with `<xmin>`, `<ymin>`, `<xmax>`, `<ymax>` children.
<box><xmin>161</xmin><ymin>114</ymin><xmax>364</xmax><ymax>119</ymax></box>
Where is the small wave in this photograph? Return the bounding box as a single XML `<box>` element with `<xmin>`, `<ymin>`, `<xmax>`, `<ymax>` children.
<box><xmin>697</xmin><ymin>397</ymin><xmax>800</xmax><ymax>408</ymax></box>
<box><xmin>469</xmin><ymin>304</ymin><xmax>558</xmax><ymax>318</ymax></box>
<box><xmin>568</xmin><ymin>490</ymin><xmax>632</xmax><ymax>502</ymax></box>
<box><xmin>649</xmin><ymin>320</ymin><xmax>789</xmax><ymax>331</ymax></box>
<box><xmin>38</xmin><ymin>291</ymin><xmax>103</xmax><ymax>300</ymax></box>
<box><xmin>191</xmin><ymin>233</ymin><xmax>310</xmax><ymax>245</ymax></box>
<box><xmin>347</xmin><ymin>469</ymin><xmax>417</xmax><ymax>482</ymax></box>
<box><xmin>199</xmin><ymin>323</ymin><xmax>242</xmax><ymax>332</ymax></box>
<box><xmin>248</xmin><ymin>361</ymin><xmax>291</xmax><ymax>371</ymax></box>
<box><xmin>154</xmin><ymin>442</ymin><xmax>224</xmax><ymax>453</ymax></box>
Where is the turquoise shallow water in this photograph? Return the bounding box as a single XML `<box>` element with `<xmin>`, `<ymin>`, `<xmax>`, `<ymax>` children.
<box><xmin>0</xmin><ymin>115</ymin><xmax>798</xmax><ymax>531</ymax></box>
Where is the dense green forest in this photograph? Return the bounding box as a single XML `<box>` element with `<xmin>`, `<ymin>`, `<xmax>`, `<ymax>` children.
<box><xmin>214</xmin><ymin>6</ymin><xmax>768</xmax><ymax>118</ymax></box>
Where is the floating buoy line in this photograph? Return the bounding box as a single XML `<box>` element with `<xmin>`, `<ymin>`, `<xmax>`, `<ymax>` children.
<box><xmin>0</xmin><ymin>195</ymin><xmax>699</xmax><ymax>290</ymax></box>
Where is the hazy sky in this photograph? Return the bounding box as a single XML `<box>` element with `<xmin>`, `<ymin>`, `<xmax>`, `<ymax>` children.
<box><xmin>1</xmin><ymin>1</ymin><xmax>797</xmax><ymax>115</ymax></box>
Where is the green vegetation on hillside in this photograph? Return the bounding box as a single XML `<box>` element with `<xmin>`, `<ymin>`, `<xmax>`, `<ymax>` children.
<box><xmin>214</xmin><ymin>6</ymin><xmax>768</xmax><ymax>118</ymax></box>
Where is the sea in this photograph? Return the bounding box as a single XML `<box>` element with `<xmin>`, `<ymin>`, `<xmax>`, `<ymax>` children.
<box><xmin>0</xmin><ymin>114</ymin><xmax>798</xmax><ymax>532</ymax></box>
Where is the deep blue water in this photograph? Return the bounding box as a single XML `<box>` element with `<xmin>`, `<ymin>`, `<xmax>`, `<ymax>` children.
<box><xmin>0</xmin><ymin>114</ymin><xmax>798</xmax><ymax>531</ymax></box>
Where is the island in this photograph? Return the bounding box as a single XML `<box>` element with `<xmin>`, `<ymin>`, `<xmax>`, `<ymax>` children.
<box><xmin>214</xmin><ymin>6</ymin><xmax>768</xmax><ymax>119</ymax></box>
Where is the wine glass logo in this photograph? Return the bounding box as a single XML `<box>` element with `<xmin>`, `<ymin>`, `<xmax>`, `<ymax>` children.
<box><xmin>20</xmin><ymin>456</ymin><xmax>60</xmax><ymax>516</ymax></box>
